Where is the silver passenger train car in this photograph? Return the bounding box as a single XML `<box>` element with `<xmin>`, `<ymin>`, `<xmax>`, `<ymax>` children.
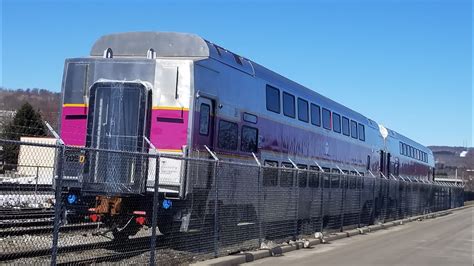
<box><xmin>59</xmin><ymin>32</ymin><xmax>435</xmax><ymax>238</ymax></box>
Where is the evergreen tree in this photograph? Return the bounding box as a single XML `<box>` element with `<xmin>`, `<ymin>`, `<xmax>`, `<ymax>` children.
<box><xmin>1</xmin><ymin>102</ymin><xmax>47</xmax><ymax>166</ymax></box>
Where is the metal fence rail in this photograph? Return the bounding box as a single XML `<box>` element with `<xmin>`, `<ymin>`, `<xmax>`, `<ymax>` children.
<box><xmin>0</xmin><ymin>139</ymin><xmax>465</xmax><ymax>265</ymax></box>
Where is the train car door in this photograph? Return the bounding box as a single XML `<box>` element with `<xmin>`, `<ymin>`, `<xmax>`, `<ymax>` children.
<box><xmin>84</xmin><ymin>81</ymin><xmax>150</xmax><ymax>193</ymax></box>
<box><xmin>195</xmin><ymin>96</ymin><xmax>215</xmax><ymax>151</ymax></box>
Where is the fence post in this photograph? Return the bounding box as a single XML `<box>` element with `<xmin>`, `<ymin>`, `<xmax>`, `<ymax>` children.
<box><xmin>371</xmin><ymin>178</ymin><xmax>376</xmax><ymax>225</ymax></box>
<box><xmin>383</xmin><ymin>179</ymin><xmax>389</xmax><ymax>223</ymax></box>
<box><xmin>319</xmin><ymin>173</ymin><xmax>324</xmax><ymax>233</ymax></box>
<box><xmin>204</xmin><ymin>145</ymin><xmax>219</xmax><ymax>258</ymax></box>
<box><xmin>357</xmin><ymin>176</ymin><xmax>362</xmax><ymax>228</ymax></box>
<box><xmin>212</xmin><ymin>160</ymin><xmax>219</xmax><ymax>257</ymax></box>
<box><xmin>252</xmin><ymin>153</ymin><xmax>263</xmax><ymax>248</ymax></box>
<box><xmin>294</xmin><ymin>168</ymin><xmax>299</xmax><ymax>240</ymax></box>
<box><xmin>340</xmin><ymin>175</ymin><xmax>346</xmax><ymax>232</ymax></box>
<box><xmin>149</xmin><ymin>154</ymin><xmax>160</xmax><ymax>265</ymax></box>
<box><xmin>51</xmin><ymin>145</ymin><xmax>65</xmax><ymax>266</ymax></box>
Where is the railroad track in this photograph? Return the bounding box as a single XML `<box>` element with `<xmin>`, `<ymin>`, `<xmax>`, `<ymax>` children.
<box><xmin>0</xmin><ymin>183</ymin><xmax>53</xmax><ymax>192</ymax></box>
<box><xmin>1</xmin><ymin>229</ymin><xmax>213</xmax><ymax>264</ymax></box>
<box><xmin>0</xmin><ymin>236</ymin><xmax>152</xmax><ymax>261</ymax></box>
<box><xmin>0</xmin><ymin>210</ymin><xmax>55</xmax><ymax>220</ymax></box>
<box><xmin>0</xmin><ymin>222</ymin><xmax>101</xmax><ymax>237</ymax></box>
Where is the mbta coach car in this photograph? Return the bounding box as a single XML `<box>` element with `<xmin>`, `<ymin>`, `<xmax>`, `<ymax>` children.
<box><xmin>58</xmin><ymin>32</ymin><xmax>435</xmax><ymax>239</ymax></box>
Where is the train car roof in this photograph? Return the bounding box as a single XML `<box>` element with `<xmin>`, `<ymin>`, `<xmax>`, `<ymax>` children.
<box><xmin>91</xmin><ymin>32</ymin><xmax>370</xmax><ymax>122</ymax></box>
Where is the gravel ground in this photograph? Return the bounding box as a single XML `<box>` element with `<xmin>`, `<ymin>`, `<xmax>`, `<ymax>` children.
<box><xmin>0</xmin><ymin>192</ymin><xmax>54</xmax><ymax>209</ymax></box>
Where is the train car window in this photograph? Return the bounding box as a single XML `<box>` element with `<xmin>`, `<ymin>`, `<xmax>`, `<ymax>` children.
<box><xmin>241</xmin><ymin>126</ymin><xmax>258</xmax><ymax>153</ymax></box>
<box><xmin>349</xmin><ymin>177</ymin><xmax>357</xmax><ymax>189</ymax></box>
<box><xmin>297</xmin><ymin>98</ymin><xmax>309</xmax><ymax>122</ymax></box>
<box><xmin>333</xmin><ymin>113</ymin><xmax>341</xmax><ymax>133</ymax></box>
<box><xmin>399</xmin><ymin>142</ymin><xmax>403</xmax><ymax>155</ymax></box>
<box><xmin>386</xmin><ymin>153</ymin><xmax>391</xmax><ymax>176</ymax></box>
<box><xmin>358</xmin><ymin>123</ymin><xmax>365</xmax><ymax>141</ymax></box>
<box><xmin>266</xmin><ymin>85</ymin><xmax>280</xmax><ymax>113</ymax></box>
<box><xmin>367</xmin><ymin>155</ymin><xmax>371</xmax><ymax>170</ymax></box>
<box><xmin>323</xmin><ymin>174</ymin><xmax>331</xmax><ymax>188</ymax></box>
<box><xmin>283</xmin><ymin>92</ymin><xmax>296</xmax><ymax>118</ymax></box>
<box><xmin>310</xmin><ymin>103</ymin><xmax>321</xmax><ymax>126</ymax></box>
<box><xmin>322</xmin><ymin>167</ymin><xmax>331</xmax><ymax>173</ymax></box>
<box><xmin>217</xmin><ymin>120</ymin><xmax>238</xmax><ymax>150</ymax></box>
<box><xmin>351</xmin><ymin>120</ymin><xmax>358</xmax><ymax>139</ymax></box>
<box><xmin>199</xmin><ymin>103</ymin><xmax>210</xmax><ymax>135</ymax></box>
<box><xmin>243</xmin><ymin>112</ymin><xmax>257</xmax><ymax>124</ymax></box>
<box><xmin>331</xmin><ymin>175</ymin><xmax>340</xmax><ymax>188</ymax></box>
<box><xmin>342</xmin><ymin>116</ymin><xmax>350</xmax><ymax>136</ymax></box>
<box><xmin>297</xmin><ymin>164</ymin><xmax>308</xmax><ymax>187</ymax></box>
<box><xmin>380</xmin><ymin>150</ymin><xmax>385</xmax><ymax>173</ymax></box>
<box><xmin>280</xmin><ymin>162</ymin><xmax>295</xmax><ymax>187</ymax></box>
<box><xmin>263</xmin><ymin>160</ymin><xmax>278</xmax><ymax>187</ymax></box>
<box><xmin>343</xmin><ymin>170</ymin><xmax>350</xmax><ymax>175</ymax></box>
<box><xmin>308</xmin><ymin>166</ymin><xmax>320</xmax><ymax>188</ymax></box>
<box><xmin>350</xmin><ymin>171</ymin><xmax>358</xmax><ymax>176</ymax></box>
<box><xmin>360</xmin><ymin>177</ymin><xmax>365</xmax><ymax>189</ymax></box>
<box><xmin>322</xmin><ymin>108</ymin><xmax>331</xmax><ymax>130</ymax></box>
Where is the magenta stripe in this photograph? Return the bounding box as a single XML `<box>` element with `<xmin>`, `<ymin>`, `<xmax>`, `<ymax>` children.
<box><xmin>150</xmin><ymin>109</ymin><xmax>189</xmax><ymax>150</ymax></box>
<box><xmin>60</xmin><ymin>107</ymin><xmax>88</xmax><ymax>146</ymax></box>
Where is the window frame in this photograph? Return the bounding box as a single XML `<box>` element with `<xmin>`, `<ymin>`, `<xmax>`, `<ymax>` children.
<box><xmin>217</xmin><ymin>120</ymin><xmax>238</xmax><ymax>151</ymax></box>
<box><xmin>265</xmin><ymin>85</ymin><xmax>280</xmax><ymax>114</ymax></box>
<box><xmin>280</xmin><ymin>162</ymin><xmax>295</xmax><ymax>187</ymax></box>
<box><xmin>240</xmin><ymin>125</ymin><xmax>258</xmax><ymax>153</ymax></box>
<box><xmin>322</xmin><ymin>108</ymin><xmax>331</xmax><ymax>130</ymax></box>
<box><xmin>297</xmin><ymin>164</ymin><xmax>308</xmax><ymax>188</ymax></box>
<box><xmin>297</xmin><ymin>98</ymin><xmax>309</xmax><ymax>123</ymax></box>
<box><xmin>333</xmin><ymin>112</ymin><xmax>341</xmax><ymax>133</ymax></box>
<box><xmin>342</xmin><ymin>116</ymin><xmax>350</xmax><ymax>136</ymax></box>
<box><xmin>283</xmin><ymin>92</ymin><xmax>296</xmax><ymax>118</ymax></box>
<box><xmin>199</xmin><ymin>103</ymin><xmax>211</xmax><ymax>136</ymax></box>
<box><xmin>310</xmin><ymin>103</ymin><xmax>321</xmax><ymax>126</ymax></box>
<box><xmin>358</xmin><ymin>123</ymin><xmax>365</xmax><ymax>141</ymax></box>
<box><xmin>308</xmin><ymin>166</ymin><xmax>320</xmax><ymax>188</ymax></box>
<box><xmin>350</xmin><ymin>120</ymin><xmax>358</xmax><ymax>139</ymax></box>
<box><xmin>263</xmin><ymin>160</ymin><xmax>279</xmax><ymax>187</ymax></box>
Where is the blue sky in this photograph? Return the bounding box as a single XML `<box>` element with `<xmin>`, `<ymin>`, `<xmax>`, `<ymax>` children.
<box><xmin>1</xmin><ymin>0</ymin><xmax>472</xmax><ymax>147</ymax></box>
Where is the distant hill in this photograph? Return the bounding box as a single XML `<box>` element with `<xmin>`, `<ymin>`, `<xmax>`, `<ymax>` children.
<box><xmin>428</xmin><ymin>146</ymin><xmax>473</xmax><ymax>191</ymax></box>
<box><xmin>0</xmin><ymin>87</ymin><xmax>61</xmax><ymax>129</ymax></box>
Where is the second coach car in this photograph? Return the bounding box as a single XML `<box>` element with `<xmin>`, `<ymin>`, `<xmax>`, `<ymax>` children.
<box><xmin>59</xmin><ymin>32</ymin><xmax>434</xmax><ymax>238</ymax></box>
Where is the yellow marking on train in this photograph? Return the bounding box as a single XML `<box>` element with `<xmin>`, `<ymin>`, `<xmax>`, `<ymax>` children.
<box><xmin>63</xmin><ymin>103</ymin><xmax>88</xmax><ymax>107</ymax></box>
<box><xmin>158</xmin><ymin>149</ymin><xmax>183</xmax><ymax>153</ymax></box>
<box><xmin>152</xmin><ymin>106</ymin><xmax>189</xmax><ymax>111</ymax></box>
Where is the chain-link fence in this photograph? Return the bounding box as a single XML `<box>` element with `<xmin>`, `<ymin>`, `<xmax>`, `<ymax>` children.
<box><xmin>0</xmin><ymin>139</ymin><xmax>465</xmax><ymax>265</ymax></box>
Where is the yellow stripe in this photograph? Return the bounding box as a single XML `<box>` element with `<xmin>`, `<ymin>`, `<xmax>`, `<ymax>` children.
<box><xmin>63</xmin><ymin>103</ymin><xmax>88</xmax><ymax>107</ymax></box>
<box><xmin>152</xmin><ymin>106</ymin><xmax>189</xmax><ymax>111</ymax></box>
<box><xmin>157</xmin><ymin>149</ymin><xmax>182</xmax><ymax>153</ymax></box>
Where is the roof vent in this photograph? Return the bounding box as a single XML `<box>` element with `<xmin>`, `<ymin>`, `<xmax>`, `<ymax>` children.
<box><xmin>103</xmin><ymin>48</ymin><xmax>113</xmax><ymax>58</ymax></box>
<box><xmin>233</xmin><ymin>54</ymin><xmax>243</xmax><ymax>65</ymax></box>
<box><xmin>147</xmin><ymin>48</ymin><xmax>156</xmax><ymax>59</ymax></box>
